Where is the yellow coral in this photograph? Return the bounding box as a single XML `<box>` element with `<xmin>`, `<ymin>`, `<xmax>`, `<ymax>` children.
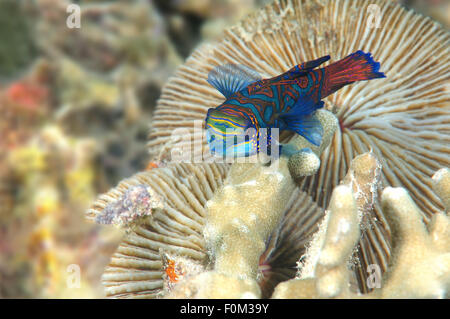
<box><xmin>272</xmin><ymin>162</ymin><xmax>450</xmax><ymax>298</ymax></box>
<box><xmin>166</xmin><ymin>111</ymin><xmax>338</xmax><ymax>298</ymax></box>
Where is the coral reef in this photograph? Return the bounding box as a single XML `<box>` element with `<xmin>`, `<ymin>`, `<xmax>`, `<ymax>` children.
<box><xmin>146</xmin><ymin>0</ymin><xmax>450</xmax><ymax>292</ymax></box>
<box><xmin>87</xmin><ymin>163</ymin><xmax>229</xmax><ymax>298</ymax></box>
<box><xmin>90</xmin><ymin>152</ymin><xmax>449</xmax><ymax>298</ymax></box>
<box><xmin>1</xmin><ymin>0</ymin><xmax>448</xmax><ymax>299</ymax></box>
<box><xmin>2</xmin><ymin>0</ymin><xmax>278</xmax><ymax>298</ymax></box>
<box><xmin>32</xmin><ymin>0</ymin><xmax>185</xmax><ymax>185</ymax></box>
<box><xmin>85</xmin><ymin>0</ymin><xmax>449</xmax><ymax>299</ymax></box>
<box><xmin>1</xmin><ymin>123</ymin><xmax>122</xmax><ymax>298</ymax></box>
<box><xmin>272</xmin><ymin>166</ymin><xmax>450</xmax><ymax>299</ymax></box>
<box><xmin>95</xmin><ymin>184</ymin><xmax>165</xmax><ymax>228</ymax></box>
<box><xmin>177</xmin><ymin>110</ymin><xmax>337</xmax><ymax>298</ymax></box>
<box><xmin>87</xmin><ymin>150</ymin><xmax>337</xmax><ymax>298</ymax></box>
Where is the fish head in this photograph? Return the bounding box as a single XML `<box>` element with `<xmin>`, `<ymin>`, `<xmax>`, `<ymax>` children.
<box><xmin>205</xmin><ymin>108</ymin><xmax>258</xmax><ymax>157</ymax></box>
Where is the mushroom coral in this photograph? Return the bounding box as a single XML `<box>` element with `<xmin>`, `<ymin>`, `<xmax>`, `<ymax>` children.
<box><xmin>146</xmin><ymin>0</ymin><xmax>450</xmax><ymax>292</ymax></box>
<box><xmin>87</xmin><ymin>163</ymin><xmax>228</xmax><ymax>298</ymax></box>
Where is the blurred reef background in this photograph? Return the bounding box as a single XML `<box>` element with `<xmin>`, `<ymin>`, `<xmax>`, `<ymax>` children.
<box><xmin>0</xmin><ymin>0</ymin><xmax>448</xmax><ymax>298</ymax></box>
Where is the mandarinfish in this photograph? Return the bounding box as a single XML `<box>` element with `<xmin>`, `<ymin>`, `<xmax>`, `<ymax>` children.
<box><xmin>205</xmin><ymin>50</ymin><xmax>385</xmax><ymax>157</ymax></box>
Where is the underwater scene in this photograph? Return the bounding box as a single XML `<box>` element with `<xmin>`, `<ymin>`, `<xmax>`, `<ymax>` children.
<box><xmin>0</xmin><ymin>0</ymin><xmax>449</xmax><ymax>300</ymax></box>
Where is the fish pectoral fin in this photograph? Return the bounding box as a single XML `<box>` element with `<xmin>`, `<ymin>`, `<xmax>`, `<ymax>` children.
<box><xmin>279</xmin><ymin>97</ymin><xmax>324</xmax><ymax>146</ymax></box>
<box><xmin>207</xmin><ymin>64</ymin><xmax>261</xmax><ymax>98</ymax></box>
<box><xmin>282</xmin><ymin>113</ymin><xmax>323</xmax><ymax>146</ymax></box>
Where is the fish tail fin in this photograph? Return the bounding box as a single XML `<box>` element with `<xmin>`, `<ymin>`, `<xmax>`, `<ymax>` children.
<box><xmin>321</xmin><ymin>50</ymin><xmax>385</xmax><ymax>97</ymax></box>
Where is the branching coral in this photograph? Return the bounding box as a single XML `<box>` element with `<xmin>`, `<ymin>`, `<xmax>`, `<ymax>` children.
<box><xmin>88</xmin><ymin>160</ymin><xmax>329</xmax><ymax>298</ymax></box>
<box><xmin>272</xmin><ymin>165</ymin><xmax>450</xmax><ymax>298</ymax></box>
<box><xmin>89</xmin><ymin>154</ymin><xmax>448</xmax><ymax>299</ymax></box>
<box><xmin>173</xmin><ymin>111</ymin><xmax>337</xmax><ymax>298</ymax></box>
<box><xmin>376</xmin><ymin>169</ymin><xmax>450</xmax><ymax>298</ymax></box>
<box><xmin>273</xmin><ymin>152</ymin><xmax>381</xmax><ymax>298</ymax></box>
<box><xmin>87</xmin><ymin>117</ymin><xmax>339</xmax><ymax>298</ymax></box>
<box><xmin>296</xmin><ymin>152</ymin><xmax>381</xmax><ymax>293</ymax></box>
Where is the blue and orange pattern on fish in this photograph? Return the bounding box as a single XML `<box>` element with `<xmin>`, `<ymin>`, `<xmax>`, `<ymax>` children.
<box><xmin>205</xmin><ymin>50</ymin><xmax>385</xmax><ymax>157</ymax></box>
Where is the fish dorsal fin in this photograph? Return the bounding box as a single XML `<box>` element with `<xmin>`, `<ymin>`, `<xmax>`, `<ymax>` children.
<box><xmin>301</xmin><ymin>55</ymin><xmax>331</xmax><ymax>71</ymax></box>
<box><xmin>279</xmin><ymin>96</ymin><xmax>324</xmax><ymax>146</ymax></box>
<box><xmin>281</xmin><ymin>55</ymin><xmax>331</xmax><ymax>80</ymax></box>
<box><xmin>207</xmin><ymin>64</ymin><xmax>261</xmax><ymax>98</ymax></box>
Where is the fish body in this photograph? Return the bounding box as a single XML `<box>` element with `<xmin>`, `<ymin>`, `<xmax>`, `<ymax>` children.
<box><xmin>205</xmin><ymin>50</ymin><xmax>385</xmax><ymax>157</ymax></box>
